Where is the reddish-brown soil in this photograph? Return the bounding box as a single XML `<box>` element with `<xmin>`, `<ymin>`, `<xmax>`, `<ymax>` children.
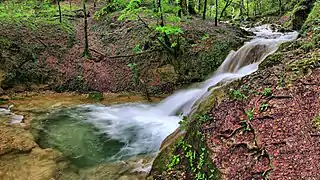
<box><xmin>40</xmin><ymin>2</ymin><xmax>248</xmax><ymax>93</ymax></box>
<box><xmin>202</xmin><ymin>47</ymin><xmax>320</xmax><ymax>179</ymax></box>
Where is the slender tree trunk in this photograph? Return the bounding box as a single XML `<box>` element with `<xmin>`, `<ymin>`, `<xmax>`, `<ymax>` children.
<box><xmin>158</xmin><ymin>0</ymin><xmax>171</xmax><ymax>47</ymax></box>
<box><xmin>58</xmin><ymin>0</ymin><xmax>62</xmax><ymax>23</ymax></box>
<box><xmin>246</xmin><ymin>0</ymin><xmax>249</xmax><ymax>17</ymax></box>
<box><xmin>188</xmin><ymin>0</ymin><xmax>196</xmax><ymax>14</ymax></box>
<box><xmin>180</xmin><ymin>0</ymin><xmax>187</xmax><ymax>15</ymax></box>
<box><xmin>215</xmin><ymin>0</ymin><xmax>218</xmax><ymax>26</ymax></box>
<box><xmin>202</xmin><ymin>0</ymin><xmax>207</xmax><ymax>19</ymax></box>
<box><xmin>258</xmin><ymin>0</ymin><xmax>262</xmax><ymax>15</ymax></box>
<box><xmin>279</xmin><ymin>0</ymin><xmax>282</xmax><ymax>16</ymax></box>
<box><xmin>240</xmin><ymin>0</ymin><xmax>244</xmax><ymax>18</ymax></box>
<box><xmin>178</xmin><ymin>0</ymin><xmax>183</xmax><ymax>17</ymax></box>
<box><xmin>158</xmin><ymin>0</ymin><xmax>164</xmax><ymax>27</ymax></box>
<box><xmin>220</xmin><ymin>0</ymin><xmax>233</xmax><ymax>19</ymax></box>
<box><xmin>82</xmin><ymin>0</ymin><xmax>89</xmax><ymax>57</ymax></box>
<box><xmin>69</xmin><ymin>0</ymin><xmax>72</xmax><ymax>11</ymax></box>
<box><xmin>198</xmin><ymin>0</ymin><xmax>201</xmax><ymax>12</ymax></box>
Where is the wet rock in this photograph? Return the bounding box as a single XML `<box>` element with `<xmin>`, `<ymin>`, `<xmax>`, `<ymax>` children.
<box><xmin>0</xmin><ymin>118</ymin><xmax>36</xmax><ymax>156</ymax></box>
<box><xmin>0</xmin><ymin>147</ymin><xmax>66</xmax><ymax>180</ymax></box>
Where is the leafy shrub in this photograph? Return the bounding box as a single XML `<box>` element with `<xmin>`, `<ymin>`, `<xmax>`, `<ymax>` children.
<box><xmin>94</xmin><ymin>0</ymin><xmax>128</xmax><ymax>19</ymax></box>
<box><xmin>88</xmin><ymin>91</ymin><xmax>104</xmax><ymax>101</ymax></box>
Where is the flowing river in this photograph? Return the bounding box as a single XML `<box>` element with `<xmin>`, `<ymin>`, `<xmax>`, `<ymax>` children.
<box><xmin>0</xmin><ymin>25</ymin><xmax>299</xmax><ymax>173</ymax></box>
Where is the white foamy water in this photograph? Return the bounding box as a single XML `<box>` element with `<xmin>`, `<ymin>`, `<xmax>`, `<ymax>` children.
<box><xmin>73</xmin><ymin>25</ymin><xmax>298</xmax><ymax>160</ymax></box>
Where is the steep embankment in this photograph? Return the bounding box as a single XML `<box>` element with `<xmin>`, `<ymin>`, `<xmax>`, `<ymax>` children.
<box><xmin>149</xmin><ymin>1</ymin><xmax>320</xmax><ymax>180</ymax></box>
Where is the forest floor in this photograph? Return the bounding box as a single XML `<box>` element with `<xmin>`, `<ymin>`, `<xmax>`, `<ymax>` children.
<box><xmin>199</xmin><ymin>39</ymin><xmax>320</xmax><ymax>179</ymax></box>
<box><xmin>0</xmin><ymin>1</ymin><xmax>249</xmax><ymax>95</ymax></box>
<box><xmin>158</xmin><ymin>36</ymin><xmax>320</xmax><ymax>180</ymax></box>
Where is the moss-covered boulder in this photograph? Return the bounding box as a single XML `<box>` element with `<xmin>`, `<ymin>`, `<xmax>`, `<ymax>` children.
<box><xmin>284</xmin><ymin>0</ymin><xmax>316</xmax><ymax>30</ymax></box>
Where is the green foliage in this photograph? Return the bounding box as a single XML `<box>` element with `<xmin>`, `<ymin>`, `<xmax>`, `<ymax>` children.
<box><xmin>0</xmin><ymin>0</ymin><xmax>75</xmax><ymax>33</ymax></box>
<box><xmin>259</xmin><ymin>103</ymin><xmax>269</xmax><ymax>112</ymax></box>
<box><xmin>178</xmin><ymin>116</ymin><xmax>189</xmax><ymax>130</ymax></box>
<box><xmin>263</xmin><ymin>88</ymin><xmax>273</xmax><ymax>97</ymax></box>
<box><xmin>171</xmin><ymin>132</ymin><xmax>218</xmax><ymax>180</ymax></box>
<box><xmin>132</xmin><ymin>44</ymin><xmax>141</xmax><ymax>53</ymax></box>
<box><xmin>313</xmin><ymin>115</ymin><xmax>320</xmax><ymax>129</ymax></box>
<box><xmin>245</xmin><ymin>109</ymin><xmax>254</xmax><ymax>121</ymax></box>
<box><xmin>168</xmin><ymin>154</ymin><xmax>180</xmax><ymax>170</ymax></box>
<box><xmin>196</xmin><ymin>114</ymin><xmax>213</xmax><ymax>124</ymax></box>
<box><xmin>88</xmin><ymin>91</ymin><xmax>104</xmax><ymax>101</ymax></box>
<box><xmin>301</xmin><ymin>1</ymin><xmax>320</xmax><ymax>33</ymax></box>
<box><xmin>230</xmin><ymin>89</ymin><xmax>247</xmax><ymax>100</ymax></box>
<box><xmin>167</xmin><ymin>15</ymin><xmax>181</xmax><ymax>23</ymax></box>
<box><xmin>201</xmin><ymin>33</ymin><xmax>209</xmax><ymax>41</ymax></box>
<box><xmin>94</xmin><ymin>0</ymin><xmax>128</xmax><ymax>19</ymax></box>
<box><xmin>155</xmin><ymin>25</ymin><xmax>183</xmax><ymax>35</ymax></box>
<box><xmin>162</xmin><ymin>2</ymin><xmax>180</xmax><ymax>14</ymax></box>
<box><xmin>118</xmin><ymin>0</ymin><xmax>142</xmax><ymax>21</ymax></box>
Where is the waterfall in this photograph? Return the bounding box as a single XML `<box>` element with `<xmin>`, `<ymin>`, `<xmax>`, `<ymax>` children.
<box><xmin>66</xmin><ymin>25</ymin><xmax>299</xmax><ymax>160</ymax></box>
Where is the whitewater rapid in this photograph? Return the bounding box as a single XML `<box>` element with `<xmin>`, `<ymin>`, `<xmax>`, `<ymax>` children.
<box><xmin>65</xmin><ymin>25</ymin><xmax>299</xmax><ymax>161</ymax></box>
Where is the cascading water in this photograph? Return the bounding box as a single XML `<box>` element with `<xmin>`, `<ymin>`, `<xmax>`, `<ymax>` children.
<box><xmin>31</xmin><ymin>25</ymin><xmax>298</xmax><ymax>168</ymax></box>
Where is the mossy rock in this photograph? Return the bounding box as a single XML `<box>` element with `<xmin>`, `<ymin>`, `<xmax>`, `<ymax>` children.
<box><xmin>301</xmin><ymin>1</ymin><xmax>320</xmax><ymax>33</ymax></box>
<box><xmin>147</xmin><ymin>129</ymin><xmax>184</xmax><ymax>179</ymax></box>
<box><xmin>284</xmin><ymin>0</ymin><xmax>316</xmax><ymax>30</ymax></box>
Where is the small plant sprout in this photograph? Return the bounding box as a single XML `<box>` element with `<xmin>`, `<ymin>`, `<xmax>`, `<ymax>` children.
<box><xmin>263</xmin><ymin>87</ymin><xmax>273</xmax><ymax>97</ymax></box>
<box><xmin>168</xmin><ymin>154</ymin><xmax>180</xmax><ymax>170</ymax></box>
<box><xmin>178</xmin><ymin>116</ymin><xmax>189</xmax><ymax>130</ymax></box>
<box><xmin>132</xmin><ymin>44</ymin><xmax>141</xmax><ymax>53</ymax></box>
<box><xmin>245</xmin><ymin>109</ymin><xmax>254</xmax><ymax>121</ymax></box>
<box><xmin>259</xmin><ymin>103</ymin><xmax>269</xmax><ymax>112</ymax></box>
<box><xmin>313</xmin><ymin>115</ymin><xmax>320</xmax><ymax>129</ymax></box>
<box><xmin>230</xmin><ymin>89</ymin><xmax>247</xmax><ymax>100</ymax></box>
<box><xmin>197</xmin><ymin>114</ymin><xmax>213</xmax><ymax>123</ymax></box>
<box><xmin>242</xmin><ymin>85</ymin><xmax>249</xmax><ymax>91</ymax></box>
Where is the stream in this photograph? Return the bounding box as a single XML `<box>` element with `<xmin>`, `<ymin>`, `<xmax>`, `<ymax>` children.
<box><xmin>0</xmin><ymin>25</ymin><xmax>298</xmax><ymax>177</ymax></box>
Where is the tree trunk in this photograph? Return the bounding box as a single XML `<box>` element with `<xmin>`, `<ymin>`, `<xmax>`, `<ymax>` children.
<box><xmin>158</xmin><ymin>0</ymin><xmax>171</xmax><ymax>47</ymax></box>
<box><xmin>220</xmin><ymin>0</ymin><xmax>233</xmax><ymax>19</ymax></box>
<box><xmin>69</xmin><ymin>0</ymin><xmax>72</xmax><ymax>11</ymax></box>
<box><xmin>279</xmin><ymin>0</ymin><xmax>282</xmax><ymax>16</ymax></box>
<box><xmin>202</xmin><ymin>0</ymin><xmax>207</xmax><ymax>19</ymax></box>
<box><xmin>188</xmin><ymin>0</ymin><xmax>197</xmax><ymax>14</ymax></box>
<box><xmin>178</xmin><ymin>0</ymin><xmax>183</xmax><ymax>17</ymax></box>
<box><xmin>82</xmin><ymin>0</ymin><xmax>89</xmax><ymax>58</ymax></box>
<box><xmin>215</xmin><ymin>0</ymin><xmax>218</xmax><ymax>26</ymax></box>
<box><xmin>58</xmin><ymin>0</ymin><xmax>62</xmax><ymax>23</ymax></box>
<box><xmin>246</xmin><ymin>0</ymin><xmax>249</xmax><ymax>17</ymax></box>
<box><xmin>198</xmin><ymin>0</ymin><xmax>201</xmax><ymax>12</ymax></box>
<box><xmin>180</xmin><ymin>0</ymin><xmax>187</xmax><ymax>15</ymax></box>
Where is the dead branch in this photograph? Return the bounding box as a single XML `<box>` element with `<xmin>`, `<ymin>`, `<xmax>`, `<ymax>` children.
<box><xmin>256</xmin><ymin>115</ymin><xmax>274</xmax><ymax>120</ymax></box>
<box><xmin>216</xmin><ymin>126</ymin><xmax>244</xmax><ymax>139</ymax></box>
